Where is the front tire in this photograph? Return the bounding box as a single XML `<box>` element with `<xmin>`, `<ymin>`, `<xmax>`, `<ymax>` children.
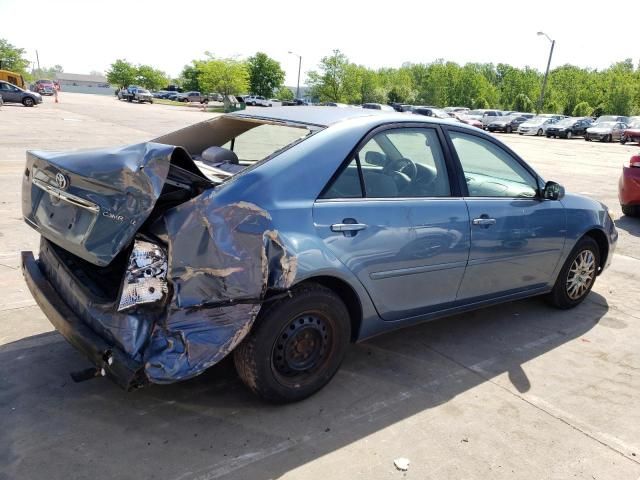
<box><xmin>566</xmin><ymin>131</ymin><xmax>573</xmax><ymax>139</ymax></box>
<box><xmin>506</xmin><ymin>125</ymin><xmax>512</xmax><ymax>133</ymax></box>
<box><xmin>234</xmin><ymin>283</ymin><xmax>351</xmax><ymax>403</ymax></box>
<box><xmin>537</xmin><ymin>128</ymin><xmax>543</xmax><ymax>136</ymax></box>
<box><xmin>547</xmin><ymin>236</ymin><xmax>599</xmax><ymax>309</ymax></box>
<box><xmin>622</xmin><ymin>204</ymin><xmax>639</xmax><ymax>217</ymax></box>
<box><xmin>22</xmin><ymin>97</ymin><xmax>35</xmax><ymax>107</ymax></box>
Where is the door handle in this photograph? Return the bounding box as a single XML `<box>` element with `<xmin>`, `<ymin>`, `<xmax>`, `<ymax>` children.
<box><xmin>331</xmin><ymin>223</ymin><xmax>368</xmax><ymax>232</ymax></box>
<box><xmin>472</xmin><ymin>217</ymin><xmax>496</xmax><ymax>226</ymax></box>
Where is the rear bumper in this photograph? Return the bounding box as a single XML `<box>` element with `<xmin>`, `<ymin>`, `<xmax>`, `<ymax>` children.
<box><xmin>619</xmin><ymin>166</ymin><xmax>640</xmax><ymax>207</ymax></box>
<box><xmin>21</xmin><ymin>250</ymin><xmax>146</xmax><ymax>390</ymax></box>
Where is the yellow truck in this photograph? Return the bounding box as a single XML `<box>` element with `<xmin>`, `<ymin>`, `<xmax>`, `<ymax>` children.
<box><xmin>0</xmin><ymin>69</ymin><xmax>26</xmax><ymax>89</ymax></box>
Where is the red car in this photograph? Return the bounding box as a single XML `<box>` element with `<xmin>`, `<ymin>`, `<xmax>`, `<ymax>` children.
<box><xmin>620</xmin><ymin>124</ymin><xmax>640</xmax><ymax>145</ymax></box>
<box><xmin>450</xmin><ymin>112</ymin><xmax>483</xmax><ymax>129</ymax></box>
<box><xmin>619</xmin><ymin>153</ymin><xmax>640</xmax><ymax>216</ymax></box>
<box><xmin>33</xmin><ymin>79</ymin><xmax>55</xmax><ymax>96</ymax></box>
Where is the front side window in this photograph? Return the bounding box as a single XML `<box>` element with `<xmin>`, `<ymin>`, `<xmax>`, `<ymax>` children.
<box><xmin>322</xmin><ymin>127</ymin><xmax>451</xmax><ymax>199</ymax></box>
<box><xmin>449</xmin><ymin>131</ymin><xmax>538</xmax><ymax>198</ymax></box>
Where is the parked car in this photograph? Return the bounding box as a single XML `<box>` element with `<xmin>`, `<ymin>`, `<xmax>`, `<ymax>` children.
<box><xmin>412</xmin><ymin>107</ymin><xmax>451</xmax><ymax>119</ymax></box>
<box><xmin>480</xmin><ymin>110</ymin><xmax>504</xmax><ymax>129</ymax></box>
<box><xmin>444</xmin><ymin>106</ymin><xmax>470</xmax><ymax>114</ymax></box>
<box><xmin>166</xmin><ymin>92</ymin><xmax>181</xmax><ymax>101</ymax></box>
<box><xmin>584</xmin><ymin>122</ymin><xmax>626</xmax><ymax>142</ymax></box>
<box><xmin>0</xmin><ymin>80</ymin><xmax>42</xmax><ymax>107</ymax></box>
<box><xmin>518</xmin><ymin>116</ymin><xmax>559</xmax><ymax>136</ymax></box>
<box><xmin>594</xmin><ymin>115</ymin><xmax>629</xmax><ymax>125</ymax></box>
<box><xmin>619</xmin><ymin>120</ymin><xmax>640</xmax><ymax>144</ymax></box>
<box><xmin>117</xmin><ymin>86</ymin><xmax>153</xmax><ymax>103</ymax></box>
<box><xmin>362</xmin><ymin>102</ymin><xmax>394</xmax><ymax>111</ymax></box>
<box><xmin>619</xmin><ymin>153</ymin><xmax>640</xmax><ymax>216</ymax></box>
<box><xmin>21</xmin><ymin>107</ymin><xmax>617</xmax><ymax>402</ymax></box>
<box><xmin>176</xmin><ymin>91</ymin><xmax>209</xmax><ymax>104</ymax></box>
<box><xmin>546</xmin><ymin>117</ymin><xmax>592</xmax><ymax>139</ymax></box>
<box><xmin>33</xmin><ymin>79</ymin><xmax>56</xmax><ymax>96</ymax></box>
<box><xmin>152</xmin><ymin>90</ymin><xmax>168</xmax><ymax>99</ymax></box>
<box><xmin>243</xmin><ymin>95</ymin><xmax>271</xmax><ymax>106</ymax></box>
<box><xmin>450</xmin><ymin>112</ymin><xmax>483</xmax><ymax>129</ymax></box>
<box><xmin>487</xmin><ymin>115</ymin><xmax>531</xmax><ymax>133</ymax></box>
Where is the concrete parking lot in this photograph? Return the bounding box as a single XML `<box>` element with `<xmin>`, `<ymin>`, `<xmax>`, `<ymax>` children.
<box><xmin>1</xmin><ymin>93</ymin><xmax>639</xmax><ymax>480</ymax></box>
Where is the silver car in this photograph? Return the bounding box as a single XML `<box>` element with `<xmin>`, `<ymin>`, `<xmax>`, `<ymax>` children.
<box><xmin>518</xmin><ymin>116</ymin><xmax>559</xmax><ymax>136</ymax></box>
<box><xmin>585</xmin><ymin>121</ymin><xmax>627</xmax><ymax>142</ymax></box>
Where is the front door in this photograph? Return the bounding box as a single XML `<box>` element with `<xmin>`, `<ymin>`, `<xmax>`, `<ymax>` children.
<box><xmin>445</xmin><ymin>129</ymin><xmax>566</xmax><ymax>300</ymax></box>
<box><xmin>313</xmin><ymin>126</ymin><xmax>470</xmax><ymax>321</ymax></box>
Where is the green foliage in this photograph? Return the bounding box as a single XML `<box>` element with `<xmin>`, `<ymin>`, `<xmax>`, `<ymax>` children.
<box><xmin>0</xmin><ymin>38</ymin><xmax>29</xmax><ymax>73</ymax></box>
<box><xmin>474</xmin><ymin>97</ymin><xmax>490</xmax><ymax>109</ymax></box>
<box><xmin>198</xmin><ymin>57</ymin><xmax>249</xmax><ymax>95</ymax></box>
<box><xmin>136</xmin><ymin>65</ymin><xmax>168</xmax><ymax>90</ymax></box>
<box><xmin>31</xmin><ymin>64</ymin><xmax>63</xmax><ymax>81</ymax></box>
<box><xmin>247</xmin><ymin>52</ymin><xmax>285</xmax><ymax>97</ymax></box>
<box><xmin>513</xmin><ymin>93</ymin><xmax>534</xmax><ymax>112</ymax></box>
<box><xmin>307</xmin><ymin>49</ymin><xmax>351</xmax><ymax>102</ymax></box>
<box><xmin>572</xmin><ymin>101</ymin><xmax>593</xmax><ymax>117</ymax></box>
<box><xmin>274</xmin><ymin>86</ymin><xmax>294</xmax><ymax>101</ymax></box>
<box><xmin>179</xmin><ymin>62</ymin><xmax>202</xmax><ymax>91</ymax></box>
<box><xmin>106</xmin><ymin>59</ymin><xmax>137</xmax><ymax>88</ymax></box>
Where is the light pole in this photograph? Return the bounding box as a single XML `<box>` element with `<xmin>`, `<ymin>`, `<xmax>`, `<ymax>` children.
<box><xmin>536</xmin><ymin>31</ymin><xmax>555</xmax><ymax>113</ymax></box>
<box><xmin>288</xmin><ymin>51</ymin><xmax>302</xmax><ymax>99</ymax></box>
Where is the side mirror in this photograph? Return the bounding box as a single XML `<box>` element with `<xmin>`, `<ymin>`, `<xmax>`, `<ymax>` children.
<box><xmin>543</xmin><ymin>181</ymin><xmax>565</xmax><ymax>200</ymax></box>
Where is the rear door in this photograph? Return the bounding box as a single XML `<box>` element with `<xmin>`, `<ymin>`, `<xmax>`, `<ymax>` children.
<box><xmin>313</xmin><ymin>124</ymin><xmax>470</xmax><ymax>321</ymax></box>
<box><xmin>444</xmin><ymin>127</ymin><xmax>566</xmax><ymax>300</ymax></box>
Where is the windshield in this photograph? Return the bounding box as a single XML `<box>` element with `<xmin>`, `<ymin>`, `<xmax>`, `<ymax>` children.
<box><xmin>594</xmin><ymin>122</ymin><xmax>615</xmax><ymax>129</ymax></box>
<box><xmin>467</xmin><ymin>110</ymin><xmax>484</xmax><ymax>116</ymax></box>
<box><xmin>138</xmin><ymin>89</ymin><xmax>150</xmax><ymax>94</ymax></box>
<box><xmin>596</xmin><ymin>116</ymin><xmax>616</xmax><ymax>123</ymax></box>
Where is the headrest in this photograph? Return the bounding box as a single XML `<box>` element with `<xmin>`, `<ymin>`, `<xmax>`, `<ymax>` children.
<box><xmin>201</xmin><ymin>146</ymin><xmax>239</xmax><ymax>165</ymax></box>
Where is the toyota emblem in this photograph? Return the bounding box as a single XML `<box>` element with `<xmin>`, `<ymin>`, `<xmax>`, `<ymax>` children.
<box><xmin>55</xmin><ymin>172</ymin><xmax>68</xmax><ymax>190</ymax></box>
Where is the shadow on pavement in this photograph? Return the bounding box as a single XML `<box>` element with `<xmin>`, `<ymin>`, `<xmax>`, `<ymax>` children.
<box><xmin>615</xmin><ymin>215</ymin><xmax>640</xmax><ymax>238</ymax></box>
<box><xmin>0</xmin><ymin>293</ymin><xmax>608</xmax><ymax>480</ymax></box>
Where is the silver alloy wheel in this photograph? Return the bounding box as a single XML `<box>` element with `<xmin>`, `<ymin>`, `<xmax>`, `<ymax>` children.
<box><xmin>566</xmin><ymin>250</ymin><xmax>596</xmax><ymax>300</ymax></box>
<box><xmin>566</xmin><ymin>131</ymin><xmax>572</xmax><ymax>139</ymax></box>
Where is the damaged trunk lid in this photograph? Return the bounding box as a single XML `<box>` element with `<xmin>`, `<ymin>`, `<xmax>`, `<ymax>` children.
<box><xmin>22</xmin><ymin>142</ymin><xmax>210</xmax><ymax>266</ymax></box>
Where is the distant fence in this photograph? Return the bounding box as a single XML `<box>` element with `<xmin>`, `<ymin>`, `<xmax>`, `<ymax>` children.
<box><xmin>59</xmin><ymin>85</ymin><xmax>116</xmax><ymax>96</ymax></box>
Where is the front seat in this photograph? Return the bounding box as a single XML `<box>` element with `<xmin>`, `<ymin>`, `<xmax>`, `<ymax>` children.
<box><xmin>200</xmin><ymin>146</ymin><xmax>239</xmax><ymax>165</ymax></box>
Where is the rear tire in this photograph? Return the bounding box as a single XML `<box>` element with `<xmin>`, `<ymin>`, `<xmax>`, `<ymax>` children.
<box><xmin>547</xmin><ymin>236</ymin><xmax>599</xmax><ymax>309</ymax></box>
<box><xmin>537</xmin><ymin>128</ymin><xmax>543</xmax><ymax>136</ymax></box>
<box><xmin>622</xmin><ymin>204</ymin><xmax>639</xmax><ymax>217</ymax></box>
<box><xmin>234</xmin><ymin>283</ymin><xmax>351</xmax><ymax>403</ymax></box>
<box><xmin>621</xmin><ymin>136</ymin><xmax>627</xmax><ymax>144</ymax></box>
<box><xmin>506</xmin><ymin>125</ymin><xmax>512</xmax><ymax>133</ymax></box>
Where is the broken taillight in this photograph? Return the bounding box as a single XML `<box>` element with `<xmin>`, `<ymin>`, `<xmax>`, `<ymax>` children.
<box><xmin>117</xmin><ymin>240</ymin><xmax>168</xmax><ymax>311</ymax></box>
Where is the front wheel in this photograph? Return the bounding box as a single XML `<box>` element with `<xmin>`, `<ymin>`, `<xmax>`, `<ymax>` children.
<box><xmin>622</xmin><ymin>204</ymin><xmax>639</xmax><ymax>217</ymax></box>
<box><xmin>547</xmin><ymin>236</ymin><xmax>599</xmax><ymax>309</ymax></box>
<box><xmin>234</xmin><ymin>283</ymin><xmax>351</xmax><ymax>403</ymax></box>
<box><xmin>566</xmin><ymin>131</ymin><xmax>573</xmax><ymax>139</ymax></box>
<box><xmin>22</xmin><ymin>97</ymin><xmax>35</xmax><ymax>107</ymax></box>
<box><xmin>506</xmin><ymin>125</ymin><xmax>512</xmax><ymax>133</ymax></box>
<box><xmin>537</xmin><ymin>129</ymin><xmax>543</xmax><ymax>136</ymax></box>
<box><xmin>621</xmin><ymin>136</ymin><xmax>627</xmax><ymax>144</ymax></box>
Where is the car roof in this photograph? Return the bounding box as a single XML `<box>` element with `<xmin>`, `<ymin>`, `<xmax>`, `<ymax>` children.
<box><xmin>228</xmin><ymin>106</ymin><xmax>433</xmax><ymax>128</ymax></box>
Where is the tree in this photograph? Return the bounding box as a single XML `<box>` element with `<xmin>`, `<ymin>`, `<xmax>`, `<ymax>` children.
<box><xmin>106</xmin><ymin>59</ymin><xmax>137</xmax><ymax>88</ymax></box>
<box><xmin>0</xmin><ymin>38</ymin><xmax>29</xmax><ymax>73</ymax></box>
<box><xmin>247</xmin><ymin>52</ymin><xmax>285</xmax><ymax>97</ymax></box>
<box><xmin>572</xmin><ymin>101</ymin><xmax>593</xmax><ymax>117</ymax></box>
<box><xmin>275</xmin><ymin>86</ymin><xmax>294</xmax><ymax>101</ymax></box>
<box><xmin>136</xmin><ymin>65</ymin><xmax>167</xmax><ymax>90</ymax></box>
<box><xmin>513</xmin><ymin>93</ymin><xmax>534</xmax><ymax>112</ymax></box>
<box><xmin>198</xmin><ymin>58</ymin><xmax>249</xmax><ymax>95</ymax></box>
<box><xmin>306</xmin><ymin>49</ymin><xmax>351</xmax><ymax>102</ymax></box>
<box><xmin>179</xmin><ymin>62</ymin><xmax>202</xmax><ymax>91</ymax></box>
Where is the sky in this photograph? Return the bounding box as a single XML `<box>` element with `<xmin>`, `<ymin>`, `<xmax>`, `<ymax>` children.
<box><xmin>1</xmin><ymin>0</ymin><xmax>638</xmax><ymax>87</ymax></box>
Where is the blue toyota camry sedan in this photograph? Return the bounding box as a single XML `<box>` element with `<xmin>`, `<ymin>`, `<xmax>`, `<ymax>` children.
<box><xmin>21</xmin><ymin>107</ymin><xmax>617</xmax><ymax>402</ymax></box>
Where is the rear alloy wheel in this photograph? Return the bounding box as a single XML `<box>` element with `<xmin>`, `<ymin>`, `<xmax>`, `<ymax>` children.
<box><xmin>22</xmin><ymin>97</ymin><xmax>35</xmax><ymax>107</ymax></box>
<box><xmin>566</xmin><ymin>131</ymin><xmax>573</xmax><ymax>139</ymax></box>
<box><xmin>547</xmin><ymin>236</ymin><xmax>599</xmax><ymax>309</ymax></box>
<box><xmin>234</xmin><ymin>283</ymin><xmax>350</xmax><ymax>403</ymax></box>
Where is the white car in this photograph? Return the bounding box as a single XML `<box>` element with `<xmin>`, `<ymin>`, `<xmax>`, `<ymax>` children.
<box><xmin>245</xmin><ymin>95</ymin><xmax>271</xmax><ymax>106</ymax></box>
<box><xmin>518</xmin><ymin>116</ymin><xmax>560</xmax><ymax>136</ymax></box>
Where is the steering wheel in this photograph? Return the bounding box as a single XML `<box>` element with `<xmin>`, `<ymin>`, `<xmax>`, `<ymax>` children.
<box><xmin>383</xmin><ymin>157</ymin><xmax>418</xmax><ymax>180</ymax></box>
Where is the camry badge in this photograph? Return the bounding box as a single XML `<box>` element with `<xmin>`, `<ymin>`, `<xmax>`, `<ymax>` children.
<box><xmin>55</xmin><ymin>172</ymin><xmax>68</xmax><ymax>190</ymax></box>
